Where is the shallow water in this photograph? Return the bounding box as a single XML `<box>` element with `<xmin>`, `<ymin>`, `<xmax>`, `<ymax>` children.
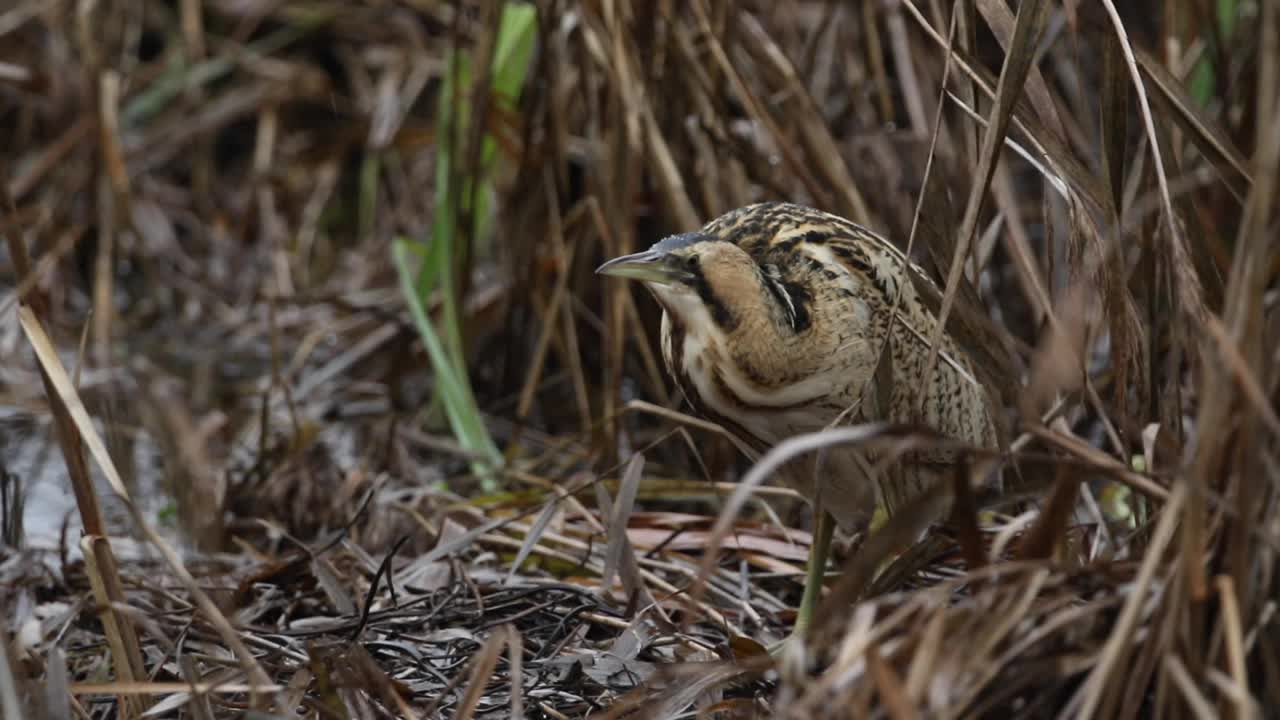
<box><xmin>1</xmin><ymin>408</ymin><xmax>170</xmax><ymax>556</ymax></box>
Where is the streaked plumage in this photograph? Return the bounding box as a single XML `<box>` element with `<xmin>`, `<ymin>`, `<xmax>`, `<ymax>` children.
<box><xmin>598</xmin><ymin>201</ymin><xmax>998</xmax><ymax>638</ymax></box>
<box><xmin>605</xmin><ymin>202</ymin><xmax>996</xmax><ymax>530</ymax></box>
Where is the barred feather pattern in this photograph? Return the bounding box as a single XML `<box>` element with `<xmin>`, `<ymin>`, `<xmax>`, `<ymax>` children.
<box><xmin>650</xmin><ymin>202</ymin><xmax>997</xmax><ymax>532</ymax></box>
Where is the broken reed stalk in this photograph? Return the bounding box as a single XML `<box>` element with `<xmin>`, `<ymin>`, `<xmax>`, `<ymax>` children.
<box><xmin>5</xmin><ymin>150</ymin><xmax>277</xmax><ymax>706</ymax></box>
<box><xmin>17</xmin><ymin>306</ymin><xmax>279</xmax><ymax>707</ymax></box>
<box><xmin>2</xmin><ymin>187</ymin><xmax>149</xmax><ymax>717</ymax></box>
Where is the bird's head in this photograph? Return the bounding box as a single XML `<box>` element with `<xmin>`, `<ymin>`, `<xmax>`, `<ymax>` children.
<box><xmin>595</xmin><ymin>232</ymin><xmax>763</xmax><ymax>332</ymax></box>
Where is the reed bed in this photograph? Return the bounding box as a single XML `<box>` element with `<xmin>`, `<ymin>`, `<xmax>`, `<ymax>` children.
<box><xmin>1</xmin><ymin>1</ymin><xmax>1276</xmax><ymax>718</ymax></box>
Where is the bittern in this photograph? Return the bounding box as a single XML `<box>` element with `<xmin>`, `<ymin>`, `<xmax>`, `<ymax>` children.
<box><xmin>597</xmin><ymin>202</ymin><xmax>997</xmax><ymax>642</ymax></box>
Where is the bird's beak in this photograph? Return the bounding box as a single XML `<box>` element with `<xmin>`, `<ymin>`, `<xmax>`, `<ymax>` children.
<box><xmin>595</xmin><ymin>249</ymin><xmax>691</xmax><ymax>286</ymax></box>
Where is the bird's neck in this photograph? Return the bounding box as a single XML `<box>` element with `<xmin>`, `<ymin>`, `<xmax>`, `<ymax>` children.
<box><xmin>680</xmin><ymin>295</ymin><xmax>847</xmax><ymax>412</ymax></box>
<box><xmin>722</xmin><ymin>302</ymin><xmax>830</xmax><ymax>392</ymax></box>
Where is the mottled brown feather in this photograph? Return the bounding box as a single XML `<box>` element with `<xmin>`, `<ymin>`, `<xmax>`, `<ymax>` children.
<box><xmin>640</xmin><ymin>202</ymin><xmax>998</xmax><ymax>530</ymax></box>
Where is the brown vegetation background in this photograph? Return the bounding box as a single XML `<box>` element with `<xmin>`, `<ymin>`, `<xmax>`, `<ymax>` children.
<box><xmin>1</xmin><ymin>1</ymin><xmax>1277</xmax><ymax>718</ymax></box>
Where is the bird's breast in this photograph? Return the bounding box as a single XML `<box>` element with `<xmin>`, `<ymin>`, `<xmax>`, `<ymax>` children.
<box><xmin>662</xmin><ymin>310</ymin><xmax>880</xmax><ymax>529</ymax></box>
<box><xmin>662</xmin><ymin>311</ymin><xmax>852</xmax><ymax>447</ymax></box>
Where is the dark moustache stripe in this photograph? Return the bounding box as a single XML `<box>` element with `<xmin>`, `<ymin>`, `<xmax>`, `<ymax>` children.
<box><xmin>686</xmin><ymin>262</ymin><xmax>737</xmax><ymax>332</ymax></box>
